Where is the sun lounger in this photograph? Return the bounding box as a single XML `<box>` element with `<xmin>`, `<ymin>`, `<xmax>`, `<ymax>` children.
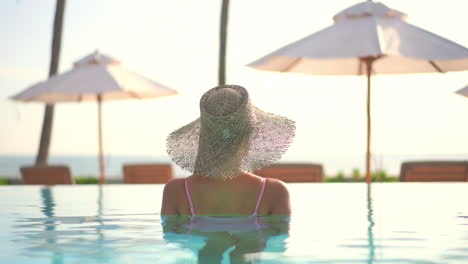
<box><xmin>254</xmin><ymin>163</ymin><xmax>323</xmax><ymax>182</ymax></box>
<box><xmin>400</xmin><ymin>161</ymin><xmax>468</xmax><ymax>182</ymax></box>
<box><xmin>123</xmin><ymin>163</ymin><xmax>173</xmax><ymax>184</ymax></box>
<box><xmin>21</xmin><ymin>165</ymin><xmax>74</xmax><ymax>185</ymax></box>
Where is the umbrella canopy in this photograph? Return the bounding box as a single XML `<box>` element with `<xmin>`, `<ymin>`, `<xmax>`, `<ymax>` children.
<box><xmin>12</xmin><ymin>50</ymin><xmax>178</xmax><ymax>184</ymax></box>
<box><xmin>13</xmin><ymin>51</ymin><xmax>176</xmax><ymax>102</ymax></box>
<box><xmin>248</xmin><ymin>0</ymin><xmax>468</xmax><ymax>183</ymax></box>
<box><xmin>456</xmin><ymin>85</ymin><xmax>468</xmax><ymax>98</ymax></box>
<box><xmin>249</xmin><ymin>1</ymin><xmax>468</xmax><ymax>74</ymax></box>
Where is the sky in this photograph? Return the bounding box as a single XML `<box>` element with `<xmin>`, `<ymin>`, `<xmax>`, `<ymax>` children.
<box><xmin>1</xmin><ymin>0</ymin><xmax>467</xmax><ymax>175</ymax></box>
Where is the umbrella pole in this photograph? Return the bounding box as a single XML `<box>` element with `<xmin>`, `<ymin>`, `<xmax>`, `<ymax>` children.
<box><xmin>364</xmin><ymin>58</ymin><xmax>374</xmax><ymax>184</ymax></box>
<box><xmin>97</xmin><ymin>95</ymin><xmax>106</xmax><ymax>184</ymax></box>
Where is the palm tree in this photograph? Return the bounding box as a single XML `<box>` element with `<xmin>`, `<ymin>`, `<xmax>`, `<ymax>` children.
<box><xmin>218</xmin><ymin>0</ymin><xmax>229</xmax><ymax>85</ymax></box>
<box><xmin>36</xmin><ymin>0</ymin><xmax>66</xmax><ymax>165</ymax></box>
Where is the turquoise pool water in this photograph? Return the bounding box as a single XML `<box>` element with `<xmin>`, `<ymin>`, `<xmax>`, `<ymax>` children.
<box><xmin>1</xmin><ymin>183</ymin><xmax>467</xmax><ymax>263</ymax></box>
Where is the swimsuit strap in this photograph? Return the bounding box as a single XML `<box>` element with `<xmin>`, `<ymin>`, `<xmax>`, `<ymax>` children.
<box><xmin>185</xmin><ymin>177</ymin><xmax>266</xmax><ymax>217</ymax></box>
<box><xmin>253</xmin><ymin>178</ymin><xmax>267</xmax><ymax>216</ymax></box>
<box><xmin>184</xmin><ymin>178</ymin><xmax>196</xmax><ymax>216</ymax></box>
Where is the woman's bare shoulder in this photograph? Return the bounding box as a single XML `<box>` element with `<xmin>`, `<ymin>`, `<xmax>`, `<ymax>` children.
<box><xmin>163</xmin><ymin>178</ymin><xmax>185</xmax><ymax>193</ymax></box>
<box><xmin>263</xmin><ymin>178</ymin><xmax>291</xmax><ymax>214</ymax></box>
<box><xmin>265</xmin><ymin>178</ymin><xmax>289</xmax><ymax>193</ymax></box>
<box><xmin>246</xmin><ymin>173</ymin><xmax>289</xmax><ymax>194</ymax></box>
<box><xmin>161</xmin><ymin>178</ymin><xmax>187</xmax><ymax>215</ymax></box>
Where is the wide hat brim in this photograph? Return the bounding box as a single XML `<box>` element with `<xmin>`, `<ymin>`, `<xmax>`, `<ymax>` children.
<box><xmin>166</xmin><ymin>106</ymin><xmax>295</xmax><ymax>176</ymax></box>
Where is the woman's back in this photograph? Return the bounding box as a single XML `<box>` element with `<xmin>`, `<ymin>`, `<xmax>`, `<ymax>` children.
<box><xmin>161</xmin><ymin>172</ymin><xmax>290</xmax><ymax>216</ymax></box>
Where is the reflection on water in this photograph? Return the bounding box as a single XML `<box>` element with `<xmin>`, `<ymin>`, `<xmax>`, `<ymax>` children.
<box><xmin>14</xmin><ymin>187</ymin><xmax>290</xmax><ymax>264</ymax></box>
<box><xmin>162</xmin><ymin>215</ymin><xmax>290</xmax><ymax>263</ymax></box>
<box><xmin>367</xmin><ymin>184</ymin><xmax>375</xmax><ymax>264</ymax></box>
<box><xmin>3</xmin><ymin>184</ymin><xmax>468</xmax><ymax>263</ymax></box>
<box><xmin>40</xmin><ymin>187</ymin><xmax>64</xmax><ymax>264</ymax></box>
<box><xmin>13</xmin><ymin>187</ymin><xmax>128</xmax><ymax>263</ymax></box>
<box><xmin>16</xmin><ymin>187</ymin><xmax>109</xmax><ymax>263</ymax></box>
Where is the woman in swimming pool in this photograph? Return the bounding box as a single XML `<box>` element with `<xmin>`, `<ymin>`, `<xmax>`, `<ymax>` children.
<box><xmin>161</xmin><ymin>84</ymin><xmax>295</xmax><ymax>217</ymax></box>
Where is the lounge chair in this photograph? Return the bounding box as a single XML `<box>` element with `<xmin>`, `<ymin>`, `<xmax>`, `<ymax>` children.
<box><xmin>123</xmin><ymin>163</ymin><xmax>173</xmax><ymax>184</ymax></box>
<box><xmin>400</xmin><ymin>161</ymin><xmax>468</xmax><ymax>182</ymax></box>
<box><xmin>21</xmin><ymin>165</ymin><xmax>74</xmax><ymax>185</ymax></box>
<box><xmin>254</xmin><ymin>163</ymin><xmax>323</xmax><ymax>182</ymax></box>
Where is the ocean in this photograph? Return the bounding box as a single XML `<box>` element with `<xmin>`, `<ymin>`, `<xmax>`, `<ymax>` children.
<box><xmin>1</xmin><ymin>153</ymin><xmax>467</xmax><ymax>179</ymax></box>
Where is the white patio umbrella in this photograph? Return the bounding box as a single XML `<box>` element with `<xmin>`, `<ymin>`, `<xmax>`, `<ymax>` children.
<box><xmin>456</xmin><ymin>85</ymin><xmax>468</xmax><ymax>98</ymax></box>
<box><xmin>12</xmin><ymin>50</ymin><xmax>178</xmax><ymax>184</ymax></box>
<box><xmin>248</xmin><ymin>0</ymin><xmax>468</xmax><ymax>183</ymax></box>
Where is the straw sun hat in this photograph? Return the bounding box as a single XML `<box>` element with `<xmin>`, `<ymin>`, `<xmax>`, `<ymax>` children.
<box><xmin>167</xmin><ymin>85</ymin><xmax>295</xmax><ymax>179</ymax></box>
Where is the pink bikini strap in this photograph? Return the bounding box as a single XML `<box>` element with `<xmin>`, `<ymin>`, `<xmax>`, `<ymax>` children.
<box><xmin>184</xmin><ymin>179</ymin><xmax>196</xmax><ymax>216</ymax></box>
<box><xmin>253</xmin><ymin>178</ymin><xmax>267</xmax><ymax>216</ymax></box>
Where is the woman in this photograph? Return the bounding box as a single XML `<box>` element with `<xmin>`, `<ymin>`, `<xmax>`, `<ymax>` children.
<box><xmin>161</xmin><ymin>85</ymin><xmax>295</xmax><ymax>217</ymax></box>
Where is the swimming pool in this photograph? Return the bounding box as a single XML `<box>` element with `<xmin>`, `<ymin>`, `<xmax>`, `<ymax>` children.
<box><xmin>1</xmin><ymin>183</ymin><xmax>467</xmax><ymax>263</ymax></box>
